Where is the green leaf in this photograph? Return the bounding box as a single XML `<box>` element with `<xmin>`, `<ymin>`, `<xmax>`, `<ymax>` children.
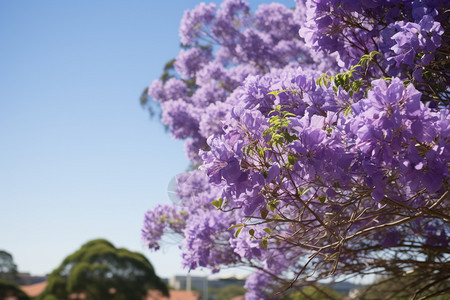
<box><xmin>328</xmin><ymin>251</ymin><xmax>340</xmax><ymax>260</ymax></box>
<box><xmin>344</xmin><ymin>105</ymin><xmax>352</xmax><ymax>116</ymax></box>
<box><xmin>263</xmin><ymin>228</ymin><xmax>272</xmax><ymax>235</ymax></box>
<box><xmin>268</xmin><ymin>199</ymin><xmax>280</xmax><ymax>212</ymax></box>
<box><xmin>260</xmin><ymin>207</ymin><xmax>269</xmax><ymax>219</ymax></box>
<box><xmin>260</xmin><ymin>238</ymin><xmax>268</xmax><ymax>250</ymax></box>
<box><xmin>268</xmin><ymin>204</ymin><xmax>276</xmax><ymax>212</ymax></box>
<box><xmin>316</xmin><ymin>73</ymin><xmax>331</xmax><ymax>87</ymax></box>
<box><xmin>249</xmin><ymin>229</ymin><xmax>255</xmax><ymax>237</ymax></box>
<box><xmin>298</xmin><ymin>186</ymin><xmax>311</xmax><ymax>196</ymax></box>
<box><xmin>283</xmin><ymin>112</ymin><xmax>296</xmax><ymax>117</ymax></box>
<box><xmin>211</xmin><ymin>197</ymin><xmax>224</xmax><ymax>209</ymax></box>
<box><xmin>351</xmin><ymin>80</ymin><xmax>361</xmax><ymax>91</ymax></box>
<box><xmin>272</xmin><ymin>133</ymin><xmax>283</xmax><ymax>141</ymax></box>
<box><xmin>235</xmin><ymin>227</ymin><xmax>243</xmax><ymax>238</ymax></box>
<box><xmin>316</xmin><ymin>77</ymin><xmax>322</xmax><ymax>86</ymax></box>
<box><xmin>318</xmin><ymin>195</ymin><xmax>327</xmax><ymax>203</ymax></box>
<box><xmin>284</xmin><ymin>132</ymin><xmax>296</xmax><ymax>143</ymax></box>
<box><xmin>228</xmin><ymin>223</ymin><xmax>243</xmax><ymax>230</ymax></box>
<box><xmin>257</xmin><ymin>147</ymin><xmax>266</xmax><ymax>159</ymax></box>
<box><xmin>211</xmin><ymin>200</ymin><xmax>220</xmax><ymax>209</ymax></box>
<box><xmin>369</xmin><ymin>51</ymin><xmax>380</xmax><ymax>61</ymax></box>
<box><xmin>267</xmin><ymin>89</ymin><xmax>287</xmax><ymax>97</ymax></box>
<box><xmin>288</xmin><ymin>155</ymin><xmax>296</xmax><ymax>166</ymax></box>
<box><xmin>270</xmin><ymin>117</ymin><xmax>281</xmax><ymax>126</ymax></box>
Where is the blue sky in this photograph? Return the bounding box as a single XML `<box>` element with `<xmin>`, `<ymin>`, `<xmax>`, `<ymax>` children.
<box><xmin>0</xmin><ymin>0</ymin><xmax>294</xmax><ymax>279</ymax></box>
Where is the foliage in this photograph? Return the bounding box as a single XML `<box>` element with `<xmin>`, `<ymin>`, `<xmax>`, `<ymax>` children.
<box><xmin>358</xmin><ymin>274</ymin><xmax>450</xmax><ymax>300</ymax></box>
<box><xmin>0</xmin><ymin>250</ymin><xmax>18</xmax><ymax>282</ymax></box>
<box><xmin>37</xmin><ymin>239</ymin><xmax>168</xmax><ymax>300</ymax></box>
<box><xmin>0</xmin><ymin>279</ymin><xmax>30</xmax><ymax>300</ymax></box>
<box><xmin>288</xmin><ymin>285</ymin><xmax>343</xmax><ymax>300</ymax></box>
<box><xmin>142</xmin><ymin>0</ymin><xmax>449</xmax><ymax>299</ymax></box>
<box><xmin>209</xmin><ymin>284</ymin><xmax>247</xmax><ymax>300</ymax></box>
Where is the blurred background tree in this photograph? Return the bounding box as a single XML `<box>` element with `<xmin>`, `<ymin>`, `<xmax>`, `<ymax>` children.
<box><xmin>358</xmin><ymin>274</ymin><xmax>450</xmax><ymax>300</ymax></box>
<box><xmin>0</xmin><ymin>250</ymin><xmax>18</xmax><ymax>282</ymax></box>
<box><xmin>207</xmin><ymin>284</ymin><xmax>247</xmax><ymax>300</ymax></box>
<box><xmin>287</xmin><ymin>285</ymin><xmax>343</xmax><ymax>300</ymax></box>
<box><xmin>37</xmin><ymin>239</ymin><xmax>168</xmax><ymax>300</ymax></box>
<box><xmin>0</xmin><ymin>279</ymin><xmax>30</xmax><ymax>300</ymax></box>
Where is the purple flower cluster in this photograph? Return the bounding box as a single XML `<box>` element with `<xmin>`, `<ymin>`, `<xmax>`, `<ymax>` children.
<box><xmin>175</xmin><ymin>48</ymin><xmax>212</xmax><ymax>79</ymax></box>
<box><xmin>141</xmin><ymin>204</ymin><xmax>187</xmax><ymax>250</ymax></box>
<box><xmin>390</xmin><ymin>14</ymin><xmax>444</xmax><ymax>81</ymax></box>
<box><xmin>179</xmin><ymin>2</ymin><xmax>216</xmax><ymax>45</ymax></box>
<box><xmin>146</xmin><ymin>0</ymin><xmax>323</xmax><ymax>163</ymax></box>
<box><xmin>349</xmin><ymin>78</ymin><xmax>448</xmax><ymax>199</ymax></box>
<box><xmin>299</xmin><ymin>0</ymin><xmax>448</xmax><ymax>83</ymax></box>
<box><xmin>143</xmin><ymin>0</ymin><xmax>449</xmax><ymax>298</ymax></box>
<box><xmin>181</xmin><ymin>209</ymin><xmax>236</xmax><ymax>271</ymax></box>
<box><xmin>244</xmin><ymin>270</ymin><xmax>280</xmax><ymax>300</ymax></box>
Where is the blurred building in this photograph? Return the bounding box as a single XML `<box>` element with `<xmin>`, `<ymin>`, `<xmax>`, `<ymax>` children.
<box><xmin>168</xmin><ymin>275</ymin><xmax>207</xmax><ymax>291</ymax></box>
<box><xmin>15</xmin><ymin>273</ymin><xmax>46</xmax><ymax>286</ymax></box>
<box><xmin>209</xmin><ymin>276</ymin><xmax>246</xmax><ymax>289</ymax></box>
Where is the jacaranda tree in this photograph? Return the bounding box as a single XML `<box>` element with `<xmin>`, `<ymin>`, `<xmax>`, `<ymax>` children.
<box><xmin>141</xmin><ymin>1</ymin><xmax>449</xmax><ymax>299</ymax></box>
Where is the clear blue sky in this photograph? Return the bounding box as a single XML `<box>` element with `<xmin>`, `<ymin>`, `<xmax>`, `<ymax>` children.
<box><xmin>0</xmin><ymin>0</ymin><xmax>294</xmax><ymax>279</ymax></box>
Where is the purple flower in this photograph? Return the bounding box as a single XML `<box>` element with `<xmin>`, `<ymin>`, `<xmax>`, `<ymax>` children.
<box><xmin>175</xmin><ymin>48</ymin><xmax>212</xmax><ymax>79</ymax></box>
<box><xmin>179</xmin><ymin>3</ymin><xmax>216</xmax><ymax>45</ymax></box>
<box><xmin>142</xmin><ymin>204</ymin><xmax>187</xmax><ymax>250</ymax></box>
<box><xmin>143</xmin><ymin>1</ymin><xmax>450</xmax><ymax>298</ymax></box>
<box><xmin>161</xmin><ymin>100</ymin><xmax>200</xmax><ymax>139</ymax></box>
<box><xmin>202</xmin><ymin>134</ymin><xmax>244</xmax><ymax>185</ymax></box>
<box><xmin>148</xmin><ymin>79</ymin><xmax>167</xmax><ymax>102</ymax></box>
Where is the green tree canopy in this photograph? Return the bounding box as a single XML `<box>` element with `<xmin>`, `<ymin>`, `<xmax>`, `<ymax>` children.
<box><xmin>213</xmin><ymin>284</ymin><xmax>246</xmax><ymax>300</ymax></box>
<box><xmin>0</xmin><ymin>279</ymin><xmax>30</xmax><ymax>300</ymax></box>
<box><xmin>358</xmin><ymin>274</ymin><xmax>450</xmax><ymax>300</ymax></box>
<box><xmin>0</xmin><ymin>250</ymin><xmax>18</xmax><ymax>282</ymax></box>
<box><xmin>288</xmin><ymin>285</ymin><xmax>343</xmax><ymax>300</ymax></box>
<box><xmin>37</xmin><ymin>239</ymin><xmax>168</xmax><ymax>300</ymax></box>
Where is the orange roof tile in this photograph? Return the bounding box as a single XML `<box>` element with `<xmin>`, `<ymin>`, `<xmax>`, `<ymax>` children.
<box><xmin>20</xmin><ymin>282</ymin><xmax>198</xmax><ymax>300</ymax></box>
<box><xmin>146</xmin><ymin>290</ymin><xmax>199</xmax><ymax>300</ymax></box>
<box><xmin>20</xmin><ymin>281</ymin><xmax>47</xmax><ymax>298</ymax></box>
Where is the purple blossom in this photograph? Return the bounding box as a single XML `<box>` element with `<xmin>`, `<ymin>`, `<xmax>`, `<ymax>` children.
<box><xmin>164</xmin><ymin>78</ymin><xmax>189</xmax><ymax>101</ymax></box>
<box><xmin>199</xmin><ymin>102</ymin><xmax>231</xmax><ymax>138</ymax></box>
<box><xmin>254</xmin><ymin>3</ymin><xmax>299</xmax><ymax>42</ymax></box>
<box><xmin>217</xmin><ymin>0</ymin><xmax>249</xmax><ymax>19</ymax></box>
<box><xmin>181</xmin><ymin>209</ymin><xmax>235</xmax><ymax>270</ymax></box>
<box><xmin>148</xmin><ymin>79</ymin><xmax>167</xmax><ymax>102</ymax></box>
<box><xmin>179</xmin><ymin>2</ymin><xmax>216</xmax><ymax>45</ymax></box>
<box><xmin>174</xmin><ymin>47</ymin><xmax>212</xmax><ymax>79</ymax></box>
<box><xmin>244</xmin><ymin>270</ymin><xmax>280</xmax><ymax>300</ymax></box>
<box><xmin>191</xmin><ymin>82</ymin><xmax>227</xmax><ymax>107</ymax></box>
<box><xmin>142</xmin><ymin>204</ymin><xmax>187</xmax><ymax>250</ymax></box>
<box><xmin>161</xmin><ymin>100</ymin><xmax>200</xmax><ymax>139</ymax></box>
<box><xmin>202</xmin><ymin>134</ymin><xmax>244</xmax><ymax>185</ymax></box>
<box><xmin>143</xmin><ymin>1</ymin><xmax>450</xmax><ymax>298</ymax></box>
<box><xmin>390</xmin><ymin>15</ymin><xmax>443</xmax><ymax>70</ymax></box>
